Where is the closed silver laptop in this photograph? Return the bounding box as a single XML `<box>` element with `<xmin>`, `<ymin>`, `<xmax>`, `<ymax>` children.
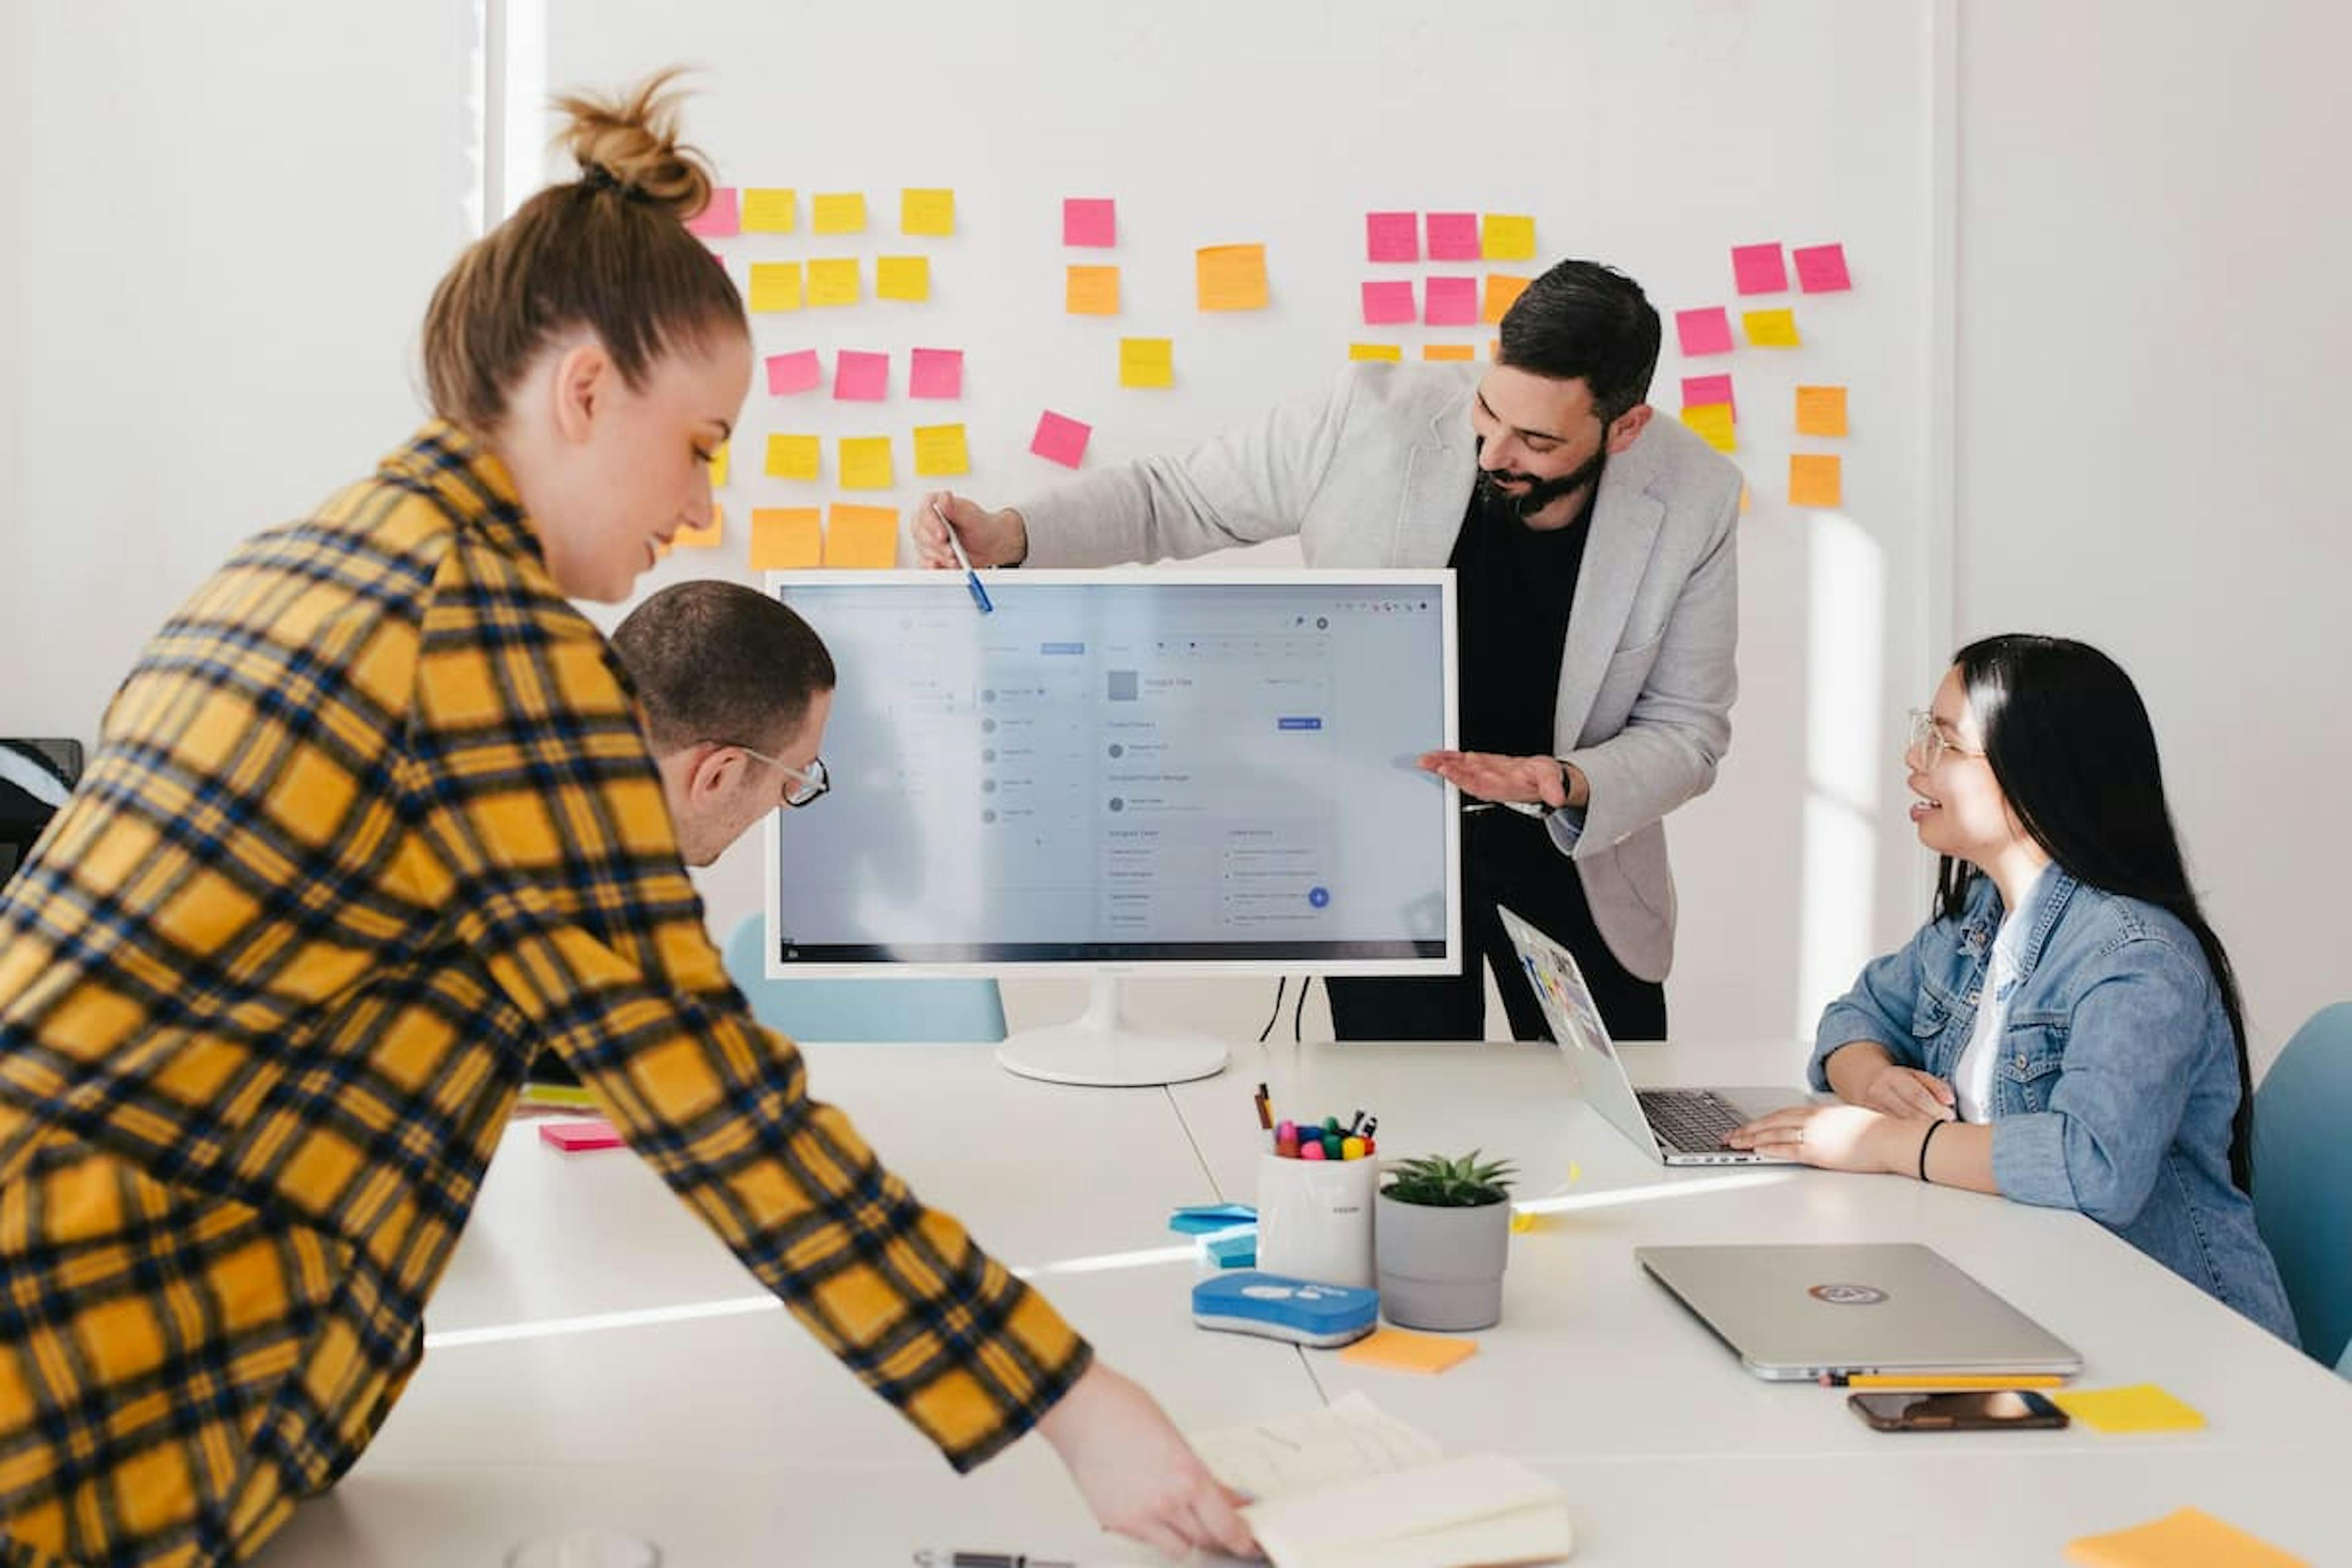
<box><xmin>1638</xmin><ymin>1243</ymin><xmax>2083</xmax><ymax>1381</ymax></box>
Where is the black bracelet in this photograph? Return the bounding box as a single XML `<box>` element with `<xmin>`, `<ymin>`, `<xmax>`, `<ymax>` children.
<box><xmin>1917</xmin><ymin>1119</ymin><xmax>1945</xmax><ymax>1182</ymax></box>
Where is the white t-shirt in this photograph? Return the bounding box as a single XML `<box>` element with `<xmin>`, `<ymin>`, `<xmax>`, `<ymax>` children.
<box><xmin>1951</xmin><ymin>867</ymin><xmax>2050</xmax><ymax>1123</ymax></box>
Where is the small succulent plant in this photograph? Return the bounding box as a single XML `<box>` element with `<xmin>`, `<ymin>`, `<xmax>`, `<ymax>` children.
<box><xmin>1382</xmin><ymin>1150</ymin><xmax>1517</xmax><ymax>1208</ymax></box>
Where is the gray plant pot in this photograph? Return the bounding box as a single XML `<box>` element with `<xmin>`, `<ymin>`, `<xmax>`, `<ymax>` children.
<box><xmin>1374</xmin><ymin>1190</ymin><xmax>1512</xmax><ymax>1331</ymax></box>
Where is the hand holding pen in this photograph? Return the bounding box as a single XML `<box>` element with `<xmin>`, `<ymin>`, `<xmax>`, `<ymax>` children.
<box><xmin>916</xmin><ymin>489</ymin><xmax>1029</xmax><ymax>573</ymax></box>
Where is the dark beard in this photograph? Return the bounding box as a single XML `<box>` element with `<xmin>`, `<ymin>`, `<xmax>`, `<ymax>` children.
<box><xmin>1472</xmin><ymin>444</ymin><xmax>1608</xmax><ymax>528</ymax></box>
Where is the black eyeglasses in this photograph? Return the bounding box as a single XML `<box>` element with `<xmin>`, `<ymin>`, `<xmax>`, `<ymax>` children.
<box><xmin>728</xmin><ymin>744</ymin><xmax>830</xmax><ymax>808</ymax></box>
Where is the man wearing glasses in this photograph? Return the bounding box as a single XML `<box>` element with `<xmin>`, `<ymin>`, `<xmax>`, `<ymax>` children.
<box><xmin>916</xmin><ymin>258</ymin><xmax>1740</xmax><ymax>1044</ymax></box>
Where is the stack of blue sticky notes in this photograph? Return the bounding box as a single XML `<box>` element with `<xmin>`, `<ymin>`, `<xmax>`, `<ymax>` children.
<box><xmin>1192</xmin><ymin>1272</ymin><xmax>1380</xmax><ymax>1348</ymax></box>
<box><xmin>1196</xmin><ymin>1226</ymin><xmax>1258</xmax><ymax>1269</ymax></box>
<box><xmin>1169</xmin><ymin>1202</ymin><xmax>1256</xmax><ymax>1235</ymax></box>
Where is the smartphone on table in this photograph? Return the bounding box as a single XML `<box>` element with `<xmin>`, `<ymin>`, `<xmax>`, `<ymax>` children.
<box><xmin>1847</xmin><ymin>1389</ymin><xmax>2070</xmax><ymax>1432</ymax></box>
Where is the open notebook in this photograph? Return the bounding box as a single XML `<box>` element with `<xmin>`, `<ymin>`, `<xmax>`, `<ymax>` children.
<box><xmin>1189</xmin><ymin>1394</ymin><xmax>1573</xmax><ymax>1568</ymax></box>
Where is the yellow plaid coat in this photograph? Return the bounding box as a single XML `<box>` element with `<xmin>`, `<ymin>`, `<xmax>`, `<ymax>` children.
<box><xmin>0</xmin><ymin>427</ymin><xmax>1090</xmax><ymax>1567</ymax></box>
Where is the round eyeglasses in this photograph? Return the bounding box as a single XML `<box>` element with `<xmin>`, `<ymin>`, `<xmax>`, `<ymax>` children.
<box><xmin>726</xmin><ymin>744</ymin><xmax>830</xmax><ymax>808</ymax></box>
<box><xmin>1905</xmin><ymin>709</ymin><xmax>1983</xmax><ymax>772</ymax></box>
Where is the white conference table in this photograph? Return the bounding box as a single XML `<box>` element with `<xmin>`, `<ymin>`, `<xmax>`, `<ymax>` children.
<box><xmin>258</xmin><ymin>1041</ymin><xmax>2352</xmax><ymax>1566</ymax></box>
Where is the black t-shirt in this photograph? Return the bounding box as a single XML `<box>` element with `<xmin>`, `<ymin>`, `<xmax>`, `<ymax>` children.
<box><xmin>1450</xmin><ymin>483</ymin><xmax>1596</xmax><ymax>758</ymax></box>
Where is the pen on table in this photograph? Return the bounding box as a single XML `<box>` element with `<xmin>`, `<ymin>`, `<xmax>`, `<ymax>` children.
<box><xmin>930</xmin><ymin>499</ymin><xmax>994</xmax><ymax>614</ymax></box>
<box><xmin>911</xmin><ymin>1551</ymin><xmax>1077</xmax><ymax>1568</ymax></box>
<box><xmin>1822</xmin><ymin>1373</ymin><xmax>2067</xmax><ymax>1390</ymax></box>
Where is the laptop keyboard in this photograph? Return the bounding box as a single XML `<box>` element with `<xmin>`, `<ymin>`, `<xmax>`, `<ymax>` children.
<box><xmin>1638</xmin><ymin>1088</ymin><xmax>1748</xmax><ymax>1153</ymax></box>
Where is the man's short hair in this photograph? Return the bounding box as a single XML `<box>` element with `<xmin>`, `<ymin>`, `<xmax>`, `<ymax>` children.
<box><xmin>1495</xmin><ymin>259</ymin><xmax>1662</xmax><ymax>424</ymax></box>
<box><xmin>612</xmin><ymin>581</ymin><xmax>835</xmax><ymax>754</ymax></box>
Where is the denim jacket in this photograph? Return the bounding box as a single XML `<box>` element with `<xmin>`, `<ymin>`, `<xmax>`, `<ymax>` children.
<box><xmin>1812</xmin><ymin>867</ymin><xmax>2299</xmax><ymax>1346</ymax></box>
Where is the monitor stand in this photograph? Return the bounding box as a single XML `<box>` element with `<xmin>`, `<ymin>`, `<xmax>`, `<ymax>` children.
<box><xmin>995</xmin><ymin>974</ymin><xmax>1231</xmax><ymax>1088</ymax></box>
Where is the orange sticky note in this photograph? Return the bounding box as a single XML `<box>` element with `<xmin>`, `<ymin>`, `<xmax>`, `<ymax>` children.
<box><xmin>839</xmin><ymin>436</ymin><xmax>894</xmax><ymax>491</ymax></box>
<box><xmin>1196</xmin><ymin>243</ymin><xmax>1268</xmax><ymax>311</ymax></box>
<box><xmin>1338</xmin><ymin>1327</ymin><xmax>1478</xmax><ymax>1376</ymax></box>
<box><xmin>764</xmin><ymin>434</ymin><xmax>821</xmax><ymax>481</ymax></box>
<box><xmin>900</xmin><ymin>187</ymin><xmax>955</xmax><ymax>236</ymax></box>
<box><xmin>811</xmin><ymin>192</ymin><xmax>866</xmax><ymax>234</ymax></box>
<box><xmin>2051</xmin><ymin>1384</ymin><xmax>2206</xmax><ymax>1434</ymax></box>
<box><xmin>1789</xmin><ymin>453</ymin><xmax>1842</xmax><ymax>508</ymax></box>
<box><xmin>876</xmin><ymin>255</ymin><xmax>931</xmax><ymax>302</ymax></box>
<box><xmin>1743</xmin><ymin>307</ymin><xmax>1802</xmax><ymax>347</ymax></box>
<box><xmin>1066</xmin><ymin>264</ymin><xmax>1121</xmax><ymax>315</ymax></box>
<box><xmin>748</xmin><ymin>262</ymin><xmax>804</xmax><ymax>313</ymax></box>
<box><xmin>1480</xmin><ymin>213</ymin><xmax>1537</xmax><ymax>261</ymax></box>
<box><xmin>1119</xmin><ymin>337</ymin><xmax>1174</xmax><ymax>389</ymax></box>
<box><xmin>1348</xmin><ymin>343</ymin><xmax>1403</xmax><ymax>361</ymax></box>
<box><xmin>912</xmin><ymin>423</ymin><xmax>970</xmax><ymax>478</ymax></box>
<box><xmin>2065</xmin><ymin>1507</ymin><xmax>2305</xmax><ymax>1568</ymax></box>
<box><xmin>749</xmin><ymin>508</ymin><xmax>822</xmax><ymax>570</ymax></box>
<box><xmin>709</xmin><ymin>443</ymin><xmax>729</xmax><ymax>489</ymax></box>
<box><xmin>808</xmin><ymin>258</ymin><xmax>861</xmax><ymax>307</ymax></box>
<box><xmin>1681</xmin><ymin>404</ymin><xmax>1736</xmax><ymax>453</ymax></box>
<box><xmin>1795</xmin><ymin>384</ymin><xmax>1849</xmax><ymax>437</ymax></box>
<box><xmin>824</xmin><ymin>503</ymin><xmax>899</xmax><ymax>568</ymax></box>
<box><xmin>740</xmin><ymin>188</ymin><xmax>797</xmax><ymax>233</ymax></box>
<box><xmin>1482</xmin><ymin>273</ymin><xmax>1532</xmax><ymax>324</ymax></box>
<box><xmin>1422</xmin><ymin>344</ymin><xmax>1476</xmax><ymax>361</ymax></box>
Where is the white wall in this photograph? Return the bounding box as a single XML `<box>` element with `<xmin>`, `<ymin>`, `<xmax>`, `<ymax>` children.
<box><xmin>1</xmin><ymin>1</ymin><xmax>479</xmax><ymax>740</ymax></box>
<box><xmin>1954</xmin><ymin>2</ymin><xmax>2352</xmax><ymax>1072</ymax></box>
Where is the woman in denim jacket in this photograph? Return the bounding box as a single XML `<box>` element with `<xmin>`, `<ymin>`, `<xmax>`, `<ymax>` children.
<box><xmin>1730</xmin><ymin>635</ymin><xmax>2297</xmax><ymax>1344</ymax></box>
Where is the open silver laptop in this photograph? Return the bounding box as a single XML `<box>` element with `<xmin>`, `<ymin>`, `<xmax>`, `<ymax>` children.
<box><xmin>1638</xmin><ymin>1243</ymin><xmax>2083</xmax><ymax>1381</ymax></box>
<box><xmin>1496</xmin><ymin>905</ymin><xmax>1798</xmax><ymax>1166</ymax></box>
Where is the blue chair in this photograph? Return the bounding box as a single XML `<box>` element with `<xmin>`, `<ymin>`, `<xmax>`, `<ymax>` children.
<box><xmin>2250</xmin><ymin>1001</ymin><xmax>2352</xmax><ymax>1366</ymax></box>
<box><xmin>722</xmin><ymin>915</ymin><xmax>1006</xmax><ymax>1043</ymax></box>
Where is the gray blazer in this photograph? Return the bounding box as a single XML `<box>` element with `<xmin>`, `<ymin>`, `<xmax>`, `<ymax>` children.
<box><xmin>1019</xmin><ymin>364</ymin><xmax>1741</xmax><ymax>982</ymax></box>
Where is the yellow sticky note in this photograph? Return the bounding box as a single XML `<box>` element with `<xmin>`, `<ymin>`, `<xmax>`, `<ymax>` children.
<box><xmin>912</xmin><ymin>423</ymin><xmax>970</xmax><ymax>478</ymax></box>
<box><xmin>1744</xmin><ymin>307</ymin><xmax>1802</xmax><ymax>347</ymax></box>
<box><xmin>1119</xmin><ymin>337</ymin><xmax>1174</xmax><ymax>389</ymax></box>
<box><xmin>1338</xmin><ymin>1327</ymin><xmax>1478</xmax><ymax>1376</ymax></box>
<box><xmin>2051</xmin><ymin>1384</ymin><xmax>2207</xmax><ymax>1434</ymax></box>
<box><xmin>1482</xmin><ymin>273</ymin><xmax>1532</xmax><ymax>325</ymax></box>
<box><xmin>764</xmin><ymin>434</ymin><xmax>821</xmax><ymax>481</ymax></box>
<box><xmin>1422</xmin><ymin>344</ymin><xmax>1476</xmax><ymax>361</ymax></box>
<box><xmin>670</xmin><ymin>505</ymin><xmax>723</xmax><ymax>551</ymax></box>
<box><xmin>1349</xmin><ymin>343</ymin><xmax>1403</xmax><ymax>361</ymax></box>
<box><xmin>807</xmin><ymin>258</ymin><xmax>861</xmax><ymax>307</ymax></box>
<box><xmin>824</xmin><ymin>503</ymin><xmax>899</xmax><ymax>568</ymax></box>
<box><xmin>1480</xmin><ymin>213</ymin><xmax>1537</xmax><ymax>261</ymax></box>
<box><xmin>748</xmin><ymin>262</ymin><xmax>803</xmax><ymax>313</ymax></box>
<box><xmin>2065</xmin><ymin>1507</ymin><xmax>2302</xmax><ymax>1568</ymax></box>
<box><xmin>709</xmin><ymin>443</ymin><xmax>729</xmax><ymax>489</ymax></box>
<box><xmin>1196</xmin><ymin>243</ymin><xmax>1268</xmax><ymax>311</ymax></box>
<box><xmin>876</xmin><ymin>255</ymin><xmax>931</xmax><ymax>302</ymax></box>
<box><xmin>811</xmin><ymin>192</ymin><xmax>866</xmax><ymax>234</ymax></box>
<box><xmin>748</xmin><ymin>508</ymin><xmax>822</xmax><ymax>570</ymax></box>
<box><xmin>839</xmin><ymin>436</ymin><xmax>894</xmax><ymax>491</ymax></box>
<box><xmin>900</xmin><ymin>187</ymin><xmax>955</xmax><ymax>236</ymax></box>
<box><xmin>1796</xmin><ymin>384</ymin><xmax>1849</xmax><ymax>437</ymax></box>
<box><xmin>740</xmin><ymin>188</ymin><xmax>797</xmax><ymax>233</ymax></box>
<box><xmin>1066</xmin><ymin>264</ymin><xmax>1120</xmax><ymax>316</ymax></box>
<box><xmin>1789</xmin><ymin>453</ymin><xmax>1842</xmax><ymax>508</ymax></box>
<box><xmin>1681</xmin><ymin>403</ymin><xmax>1737</xmax><ymax>453</ymax></box>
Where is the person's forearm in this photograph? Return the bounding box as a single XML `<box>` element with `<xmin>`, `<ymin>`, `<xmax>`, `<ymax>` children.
<box><xmin>1823</xmin><ymin>1041</ymin><xmax>1895</xmax><ymax>1103</ymax></box>
<box><xmin>1919</xmin><ymin>1119</ymin><xmax>1999</xmax><ymax>1194</ymax></box>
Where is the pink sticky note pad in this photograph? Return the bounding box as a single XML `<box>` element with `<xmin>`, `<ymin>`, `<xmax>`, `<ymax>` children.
<box><xmin>1362</xmin><ymin>280</ymin><xmax>1416</xmax><ymax>325</ymax></box>
<box><xmin>1031</xmin><ymin>410</ymin><xmax>1092</xmax><ymax>468</ymax></box>
<box><xmin>1682</xmin><ymin>372</ymin><xmax>1736</xmax><ymax>414</ymax></box>
<box><xmin>1426</xmin><ymin>211</ymin><xmax>1480</xmax><ymax>261</ymax></box>
<box><xmin>766</xmin><ymin>350</ymin><xmax>822</xmax><ymax>396</ymax></box>
<box><xmin>1793</xmin><ymin>243</ymin><xmax>1853</xmax><ymax>292</ymax></box>
<box><xmin>910</xmin><ymin>347</ymin><xmax>963</xmax><ymax>400</ymax></box>
<box><xmin>1063</xmin><ymin>197</ymin><xmax>1117</xmax><ymax>247</ymax></box>
<box><xmin>686</xmin><ymin>187</ymin><xmax>739</xmax><ymax>238</ymax></box>
<box><xmin>833</xmin><ymin>350</ymin><xmax>889</xmax><ymax>401</ymax></box>
<box><xmin>540</xmin><ymin>1120</ymin><xmax>625</xmax><ymax>1152</ymax></box>
<box><xmin>1366</xmin><ymin>211</ymin><xmax>1419</xmax><ymax>263</ymax></box>
<box><xmin>1732</xmin><ymin>243</ymin><xmax>1788</xmax><ymax>295</ymax></box>
<box><xmin>1676</xmin><ymin>306</ymin><xmax>1736</xmax><ymax>356</ymax></box>
<box><xmin>1424</xmin><ymin>276</ymin><xmax>1479</xmax><ymax>326</ymax></box>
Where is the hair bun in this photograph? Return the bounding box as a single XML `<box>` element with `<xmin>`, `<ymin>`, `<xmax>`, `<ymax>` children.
<box><xmin>552</xmin><ymin>67</ymin><xmax>715</xmax><ymax>222</ymax></box>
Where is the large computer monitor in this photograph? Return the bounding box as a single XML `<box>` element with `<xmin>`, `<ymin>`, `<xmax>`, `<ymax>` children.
<box><xmin>760</xmin><ymin>568</ymin><xmax>1458</xmax><ymax>1085</ymax></box>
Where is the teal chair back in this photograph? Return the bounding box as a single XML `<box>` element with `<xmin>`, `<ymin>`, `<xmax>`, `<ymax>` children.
<box><xmin>2250</xmin><ymin>1001</ymin><xmax>2352</xmax><ymax>1366</ymax></box>
<box><xmin>722</xmin><ymin>915</ymin><xmax>1006</xmax><ymax>1043</ymax></box>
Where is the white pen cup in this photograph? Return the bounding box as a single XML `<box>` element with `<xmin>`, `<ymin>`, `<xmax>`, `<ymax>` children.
<box><xmin>1254</xmin><ymin>1150</ymin><xmax>1378</xmax><ymax>1289</ymax></box>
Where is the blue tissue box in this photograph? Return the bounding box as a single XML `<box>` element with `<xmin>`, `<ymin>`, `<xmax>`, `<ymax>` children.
<box><xmin>1191</xmin><ymin>1271</ymin><xmax>1380</xmax><ymax>1348</ymax></box>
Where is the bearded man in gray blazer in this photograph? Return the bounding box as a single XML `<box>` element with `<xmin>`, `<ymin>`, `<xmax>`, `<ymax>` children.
<box><xmin>918</xmin><ymin>259</ymin><xmax>1740</xmax><ymax>1042</ymax></box>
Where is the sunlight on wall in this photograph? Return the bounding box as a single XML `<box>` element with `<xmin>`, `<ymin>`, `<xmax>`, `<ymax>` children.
<box><xmin>1798</xmin><ymin>513</ymin><xmax>1887</xmax><ymax>1034</ymax></box>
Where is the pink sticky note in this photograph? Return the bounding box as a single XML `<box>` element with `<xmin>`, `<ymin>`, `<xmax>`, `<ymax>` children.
<box><xmin>685</xmin><ymin>187</ymin><xmax>739</xmax><ymax>238</ymax></box>
<box><xmin>1793</xmin><ymin>243</ymin><xmax>1853</xmax><ymax>293</ymax></box>
<box><xmin>1064</xmin><ymin>197</ymin><xmax>1117</xmax><ymax>247</ymax></box>
<box><xmin>1676</xmin><ymin>306</ymin><xmax>1736</xmax><ymax>356</ymax></box>
<box><xmin>1031</xmin><ymin>410</ymin><xmax>1092</xmax><ymax>469</ymax></box>
<box><xmin>910</xmin><ymin>347</ymin><xmax>963</xmax><ymax>400</ymax></box>
<box><xmin>1362</xmin><ymin>280</ymin><xmax>1416</xmax><ymax>325</ymax></box>
<box><xmin>765</xmin><ymin>350</ymin><xmax>822</xmax><ymax>396</ymax></box>
<box><xmin>1732</xmin><ymin>243</ymin><xmax>1788</xmax><ymax>295</ymax></box>
<box><xmin>1681</xmin><ymin>373</ymin><xmax>1736</xmax><ymax>415</ymax></box>
<box><xmin>1366</xmin><ymin>211</ymin><xmax>1419</xmax><ymax>263</ymax></box>
<box><xmin>1424</xmin><ymin>276</ymin><xmax>1479</xmax><ymax>326</ymax></box>
<box><xmin>833</xmin><ymin>350</ymin><xmax>889</xmax><ymax>402</ymax></box>
<box><xmin>539</xmin><ymin>1120</ymin><xmax>625</xmax><ymax>1152</ymax></box>
<box><xmin>1426</xmin><ymin>212</ymin><xmax>1480</xmax><ymax>261</ymax></box>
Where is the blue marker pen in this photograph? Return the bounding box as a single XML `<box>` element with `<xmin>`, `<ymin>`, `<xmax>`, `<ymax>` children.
<box><xmin>932</xmin><ymin>500</ymin><xmax>994</xmax><ymax>614</ymax></box>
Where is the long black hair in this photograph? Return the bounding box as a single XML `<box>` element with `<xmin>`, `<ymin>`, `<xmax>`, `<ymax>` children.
<box><xmin>1935</xmin><ymin>635</ymin><xmax>2255</xmax><ymax>1191</ymax></box>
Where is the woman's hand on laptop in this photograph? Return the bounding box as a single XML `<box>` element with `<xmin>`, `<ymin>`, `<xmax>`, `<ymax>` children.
<box><xmin>1727</xmin><ymin>1104</ymin><xmax>1917</xmax><ymax>1174</ymax></box>
<box><xmin>1854</xmin><ymin>1063</ymin><xmax>1958</xmax><ymax>1121</ymax></box>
